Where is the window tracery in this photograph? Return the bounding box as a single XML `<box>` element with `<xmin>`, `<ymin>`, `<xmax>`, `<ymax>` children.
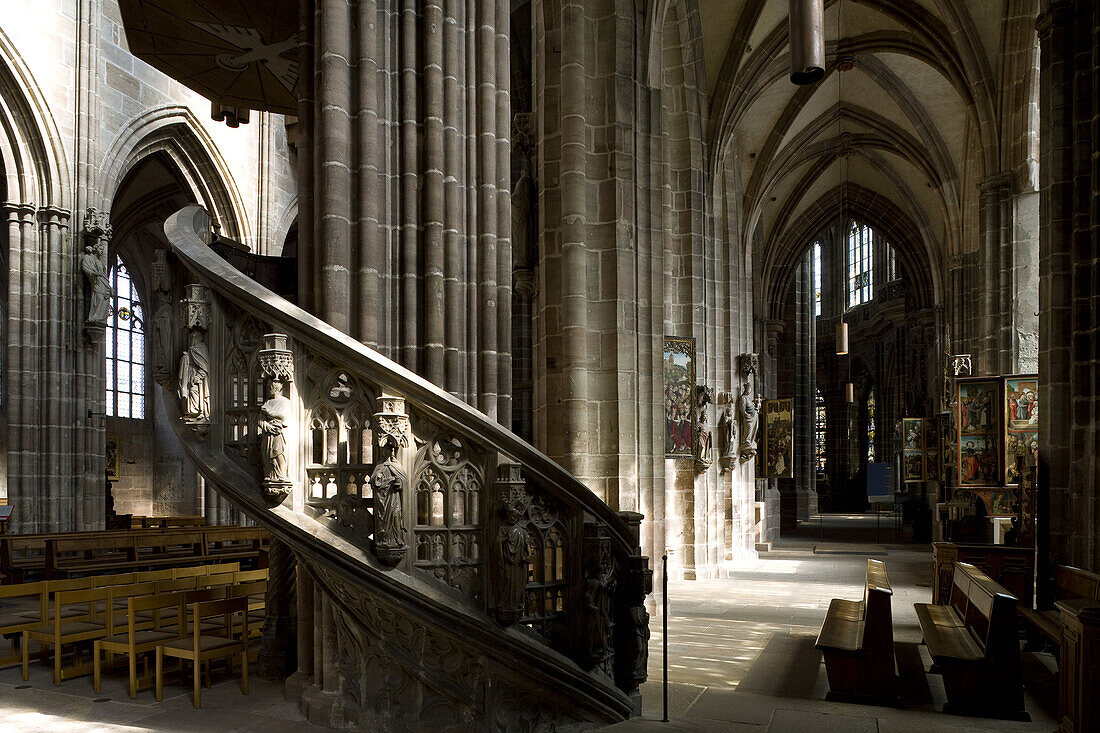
<box><xmin>106</xmin><ymin>255</ymin><xmax>145</xmax><ymax>419</ymax></box>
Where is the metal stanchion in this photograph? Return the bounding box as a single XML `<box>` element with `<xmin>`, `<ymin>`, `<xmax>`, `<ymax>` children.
<box><xmin>663</xmin><ymin>554</ymin><xmax>669</xmax><ymax>723</ymax></box>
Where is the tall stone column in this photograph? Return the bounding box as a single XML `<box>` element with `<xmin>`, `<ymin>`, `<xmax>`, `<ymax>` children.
<box><xmin>793</xmin><ymin>258</ymin><xmax>817</xmax><ymax>520</ymax></box>
<box><xmin>296</xmin><ymin>0</ymin><xmax>511</xmax><ymax>421</ymax></box>
<box><xmin>760</xmin><ymin>320</ymin><xmax>784</xmax><ymax>541</ymax></box>
<box><xmin>978</xmin><ymin>173</ymin><xmax>1013</xmax><ymax>375</ymax></box>
<box><xmin>1036</xmin><ymin>0</ymin><xmax>1100</xmax><ymax>578</ymax></box>
<box><xmin>5</xmin><ymin>202</ymin><xmax>80</xmax><ymax>533</ymax></box>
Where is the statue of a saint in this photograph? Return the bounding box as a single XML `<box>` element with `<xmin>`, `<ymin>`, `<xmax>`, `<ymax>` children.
<box><xmin>178</xmin><ymin>331</ymin><xmax>210</xmax><ymax>420</ymax></box>
<box><xmin>372</xmin><ymin>432</ymin><xmax>408</xmax><ymax>560</ymax></box>
<box><xmin>495</xmin><ymin>501</ymin><xmax>532</xmax><ymax>624</ymax></box>
<box><xmin>81</xmin><ymin>243</ymin><xmax>111</xmax><ymax>325</ymax></box>
<box><xmin>738</xmin><ymin>383</ymin><xmax>760</xmax><ymax>459</ymax></box>
<box><xmin>259</xmin><ymin>379</ymin><xmax>292</xmax><ymax>483</ymax></box>
<box><xmin>695</xmin><ymin>409</ymin><xmax>713</xmax><ymax>466</ymax></box>
<box><xmin>718</xmin><ymin>404</ymin><xmax>735</xmax><ymax>459</ymax></box>
<box><xmin>152</xmin><ymin>299</ymin><xmax>173</xmax><ymax>375</ymax></box>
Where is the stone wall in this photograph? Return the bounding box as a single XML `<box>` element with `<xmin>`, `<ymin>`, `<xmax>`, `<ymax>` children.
<box><xmin>0</xmin><ymin>0</ymin><xmax>295</xmax><ymax>531</ymax></box>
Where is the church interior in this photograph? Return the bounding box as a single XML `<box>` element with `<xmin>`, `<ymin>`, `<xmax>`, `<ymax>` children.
<box><xmin>0</xmin><ymin>0</ymin><xmax>1098</xmax><ymax>731</ymax></box>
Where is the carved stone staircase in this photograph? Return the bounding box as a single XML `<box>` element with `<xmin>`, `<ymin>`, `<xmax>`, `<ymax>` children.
<box><xmin>159</xmin><ymin>205</ymin><xmax>652</xmax><ymax>731</ymax></box>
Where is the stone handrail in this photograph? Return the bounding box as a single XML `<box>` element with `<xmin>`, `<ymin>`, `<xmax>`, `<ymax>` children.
<box><xmin>159</xmin><ymin>205</ymin><xmax>651</xmax><ymax>726</ymax></box>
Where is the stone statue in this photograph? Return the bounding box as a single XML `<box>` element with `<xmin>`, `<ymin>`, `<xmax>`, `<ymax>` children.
<box><xmin>495</xmin><ymin>497</ymin><xmax>532</xmax><ymax>625</ymax></box>
<box><xmin>178</xmin><ymin>330</ymin><xmax>211</xmax><ymax>421</ymax></box>
<box><xmin>694</xmin><ymin>409</ymin><xmax>713</xmax><ymax>467</ymax></box>
<box><xmin>152</xmin><ymin>300</ymin><xmax>173</xmax><ymax>377</ymax></box>
<box><xmin>81</xmin><ymin>242</ymin><xmax>111</xmax><ymax>325</ymax></box>
<box><xmin>259</xmin><ymin>379</ymin><xmax>292</xmax><ymax>483</ymax></box>
<box><xmin>718</xmin><ymin>403</ymin><xmax>735</xmax><ymax>460</ymax></box>
<box><xmin>372</xmin><ymin>432</ymin><xmax>408</xmax><ymax>563</ymax></box>
<box><xmin>737</xmin><ymin>383</ymin><xmax>760</xmax><ymax>460</ymax></box>
<box><xmin>582</xmin><ymin>543</ymin><xmax>616</xmax><ymax>675</ymax></box>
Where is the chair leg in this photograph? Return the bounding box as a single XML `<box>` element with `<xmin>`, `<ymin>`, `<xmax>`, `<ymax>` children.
<box><xmin>128</xmin><ymin>653</ymin><xmax>137</xmax><ymax>699</ymax></box>
<box><xmin>53</xmin><ymin>641</ymin><xmax>61</xmax><ymax>686</ymax></box>
<box><xmin>21</xmin><ymin>632</ymin><xmax>29</xmax><ymax>681</ymax></box>
<box><xmin>155</xmin><ymin>648</ymin><xmax>163</xmax><ymax>702</ymax></box>
<box><xmin>93</xmin><ymin>642</ymin><xmax>101</xmax><ymax>694</ymax></box>
<box><xmin>193</xmin><ymin>656</ymin><xmax>201</xmax><ymax>708</ymax></box>
<box><xmin>241</xmin><ymin>648</ymin><xmax>248</xmax><ymax>695</ymax></box>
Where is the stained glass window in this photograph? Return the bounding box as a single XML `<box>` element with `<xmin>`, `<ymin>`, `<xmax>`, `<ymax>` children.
<box><xmin>106</xmin><ymin>256</ymin><xmax>145</xmax><ymax>419</ymax></box>
<box><xmin>813</xmin><ymin>241</ymin><xmax>822</xmax><ymax>316</ymax></box>
<box><xmin>848</xmin><ymin>220</ymin><xmax>873</xmax><ymax>307</ymax></box>
<box><xmin>867</xmin><ymin>389</ymin><xmax>876</xmax><ymax>462</ymax></box>
<box><xmin>815</xmin><ymin>389</ymin><xmax>826</xmax><ymax>475</ymax></box>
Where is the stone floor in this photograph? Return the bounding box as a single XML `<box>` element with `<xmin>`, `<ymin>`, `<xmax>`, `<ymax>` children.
<box><xmin>0</xmin><ymin>514</ymin><xmax>1061</xmax><ymax>732</ymax></box>
<box><xmin>614</xmin><ymin>513</ymin><xmax>1060</xmax><ymax>732</ymax></box>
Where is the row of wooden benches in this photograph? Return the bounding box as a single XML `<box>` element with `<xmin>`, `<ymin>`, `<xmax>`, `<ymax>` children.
<box><xmin>1</xmin><ymin>525</ymin><xmax>269</xmax><ymax>582</ymax></box>
<box><xmin>0</xmin><ymin>562</ymin><xmax>266</xmax><ymax>707</ymax></box>
<box><xmin>816</xmin><ymin>558</ymin><xmax>1030</xmax><ymax>720</ymax></box>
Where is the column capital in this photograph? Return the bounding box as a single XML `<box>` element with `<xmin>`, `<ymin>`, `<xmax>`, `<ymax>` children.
<box><xmin>1035</xmin><ymin>1</ymin><xmax>1073</xmax><ymax>39</ymax></box>
<box><xmin>977</xmin><ymin>171</ymin><xmax>1012</xmax><ymax>198</ymax></box>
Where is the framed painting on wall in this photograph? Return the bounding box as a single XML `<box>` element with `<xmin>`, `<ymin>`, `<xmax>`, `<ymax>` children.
<box><xmin>957</xmin><ymin>377</ymin><xmax>1001</xmax><ymax>487</ymax></box>
<box><xmin>765</xmin><ymin>399</ymin><xmax>794</xmax><ymax>479</ymax></box>
<box><xmin>1004</xmin><ymin>375</ymin><xmax>1038</xmax><ymax>485</ymax></box>
<box><xmin>664</xmin><ymin>337</ymin><xmax>695</xmax><ymax>457</ymax></box>
<box><xmin>901</xmin><ymin>417</ymin><xmax>925</xmax><ymax>481</ymax></box>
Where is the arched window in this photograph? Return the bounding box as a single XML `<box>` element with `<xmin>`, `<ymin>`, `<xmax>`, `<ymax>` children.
<box><xmin>106</xmin><ymin>255</ymin><xmax>145</xmax><ymax>419</ymax></box>
<box><xmin>848</xmin><ymin>221</ymin><xmax>873</xmax><ymax>307</ymax></box>
<box><xmin>815</xmin><ymin>389</ymin><xmax>826</xmax><ymax>475</ymax></box>
<box><xmin>866</xmin><ymin>389</ymin><xmax>876</xmax><ymax>462</ymax></box>
<box><xmin>886</xmin><ymin>246</ymin><xmax>897</xmax><ymax>282</ymax></box>
<box><xmin>813</xmin><ymin>241</ymin><xmax>822</xmax><ymax>316</ymax></box>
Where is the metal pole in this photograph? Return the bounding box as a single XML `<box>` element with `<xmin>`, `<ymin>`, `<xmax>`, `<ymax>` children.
<box><xmin>662</xmin><ymin>554</ymin><xmax>669</xmax><ymax>722</ymax></box>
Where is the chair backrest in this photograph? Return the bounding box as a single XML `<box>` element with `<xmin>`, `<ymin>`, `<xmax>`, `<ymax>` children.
<box><xmin>228</xmin><ymin>580</ymin><xmax>267</xmax><ymax>599</ymax></box>
<box><xmin>156</xmin><ymin>577</ymin><xmax>197</xmax><ymax>593</ymax></box>
<box><xmin>185</xmin><ymin>586</ymin><xmax>228</xmax><ymax>605</ymax></box>
<box><xmin>130</xmin><ymin>591</ymin><xmax>187</xmax><ymax>636</ymax></box>
<box><xmin>198</xmin><ymin>571</ymin><xmax>237</xmax><ymax>589</ymax></box>
<box><xmin>0</xmin><ymin>580</ymin><xmax>47</xmax><ymax>621</ymax></box>
<box><xmin>106</xmin><ymin>581</ymin><xmax>158</xmax><ymax>632</ymax></box>
<box><xmin>233</xmin><ymin>568</ymin><xmax>268</xmax><ymax>583</ymax></box>
<box><xmin>190</xmin><ymin>596</ymin><xmax>248</xmax><ymax>645</ymax></box>
<box><xmin>55</xmin><ymin>586</ymin><xmax>111</xmax><ymax>625</ymax></box>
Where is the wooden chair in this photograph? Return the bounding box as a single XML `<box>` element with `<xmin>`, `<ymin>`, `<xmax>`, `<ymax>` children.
<box><xmin>0</xmin><ymin>581</ymin><xmax>46</xmax><ymax>666</ymax></box>
<box><xmin>156</xmin><ymin>596</ymin><xmax>249</xmax><ymax>708</ymax></box>
<box><xmin>95</xmin><ymin>590</ymin><xmax>184</xmax><ymax>698</ymax></box>
<box><xmin>228</xmin><ymin>580</ymin><xmax>267</xmax><ymax>640</ymax></box>
<box><xmin>173</xmin><ymin>562</ymin><xmax>240</xmax><ymax>579</ymax></box>
<box><xmin>22</xmin><ymin>586</ymin><xmax>109</xmax><ymax>684</ymax></box>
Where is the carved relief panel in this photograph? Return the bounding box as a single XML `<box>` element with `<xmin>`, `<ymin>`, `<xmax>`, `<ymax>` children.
<box><xmin>411</xmin><ymin>433</ymin><xmax>486</xmax><ymax>599</ymax></box>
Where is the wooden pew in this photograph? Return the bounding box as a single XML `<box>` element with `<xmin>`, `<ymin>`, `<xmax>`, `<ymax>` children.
<box><xmin>44</xmin><ymin>528</ymin><xmax>268</xmax><ymax>579</ymax></box>
<box><xmin>1018</xmin><ymin>565</ymin><xmax>1100</xmax><ymax>646</ymax></box>
<box><xmin>815</xmin><ymin>558</ymin><xmax>899</xmax><ymax>706</ymax></box>
<box><xmin>915</xmin><ymin>562</ymin><xmax>1029</xmax><ymax>721</ymax></box>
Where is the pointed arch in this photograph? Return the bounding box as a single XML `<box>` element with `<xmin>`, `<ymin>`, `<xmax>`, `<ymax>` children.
<box><xmin>97</xmin><ymin>106</ymin><xmax>248</xmax><ymax>244</ymax></box>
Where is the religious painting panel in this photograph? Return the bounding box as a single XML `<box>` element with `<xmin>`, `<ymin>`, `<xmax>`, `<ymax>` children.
<box><xmin>764</xmin><ymin>399</ymin><xmax>794</xmax><ymax>479</ymax></box>
<box><xmin>664</xmin><ymin>337</ymin><xmax>695</xmax><ymax>457</ymax></box>
<box><xmin>956</xmin><ymin>378</ymin><xmax>1001</xmax><ymax>487</ymax></box>
<box><xmin>1004</xmin><ymin>375</ymin><xmax>1038</xmax><ymax>485</ymax></box>
<box><xmin>963</xmin><ymin>488</ymin><xmax>1017</xmax><ymax>518</ymax></box>
<box><xmin>901</xmin><ymin>417</ymin><xmax>924</xmax><ymax>482</ymax></box>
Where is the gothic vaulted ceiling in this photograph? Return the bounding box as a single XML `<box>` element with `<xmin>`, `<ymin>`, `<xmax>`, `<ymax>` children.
<box><xmin>695</xmin><ymin>0</ymin><xmax>1039</xmax><ymax>305</ymax></box>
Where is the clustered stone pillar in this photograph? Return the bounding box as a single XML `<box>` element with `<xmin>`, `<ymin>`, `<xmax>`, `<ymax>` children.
<box><xmin>258</xmin><ymin>537</ymin><xmax>296</xmax><ymax>679</ymax></box>
<box><xmin>296</xmin><ymin>0</ymin><xmax>511</xmax><ymax>423</ymax></box>
<box><xmin>1036</xmin><ymin>0</ymin><xmax>1100</xmax><ymax>577</ymax></box>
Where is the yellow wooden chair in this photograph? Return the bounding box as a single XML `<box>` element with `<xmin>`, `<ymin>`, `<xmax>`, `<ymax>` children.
<box><xmin>0</xmin><ymin>581</ymin><xmax>46</xmax><ymax>667</ymax></box>
<box><xmin>156</xmin><ymin>596</ymin><xmax>249</xmax><ymax>708</ymax></box>
<box><xmin>94</xmin><ymin>590</ymin><xmax>184</xmax><ymax>698</ymax></box>
<box><xmin>22</xmin><ymin>585</ymin><xmax>109</xmax><ymax>684</ymax></box>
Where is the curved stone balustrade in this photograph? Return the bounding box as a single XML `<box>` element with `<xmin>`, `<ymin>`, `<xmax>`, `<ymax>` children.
<box><xmin>160</xmin><ymin>205</ymin><xmax>651</xmax><ymax>730</ymax></box>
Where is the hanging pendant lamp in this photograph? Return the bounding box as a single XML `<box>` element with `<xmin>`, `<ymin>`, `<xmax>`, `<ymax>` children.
<box><xmin>789</xmin><ymin>0</ymin><xmax>825</xmax><ymax>84</ymax></box>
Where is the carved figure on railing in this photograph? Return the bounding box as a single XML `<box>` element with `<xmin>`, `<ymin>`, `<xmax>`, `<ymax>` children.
<box><xmin>260</xmin><ymin>379</ymin><xmax>291</xmax><ymax>481</ymax></box>
<box><xmin>737</xmin><ymin>383</ymin><xmax>760</xmax><ymax>461</ymax></box>
<box><xmin>372</xmin><ymin>431</ymin><xmax>408</xmax><ymax>565</ymax></box>
<box><xmin>178</xmin><ymin>330</ymin><xmax>211</xmax><ymax>421</ymax></box>
<box><xmin>494</xmin><ymin>482</ymin><xmax>532</xmax><ymax>625</ymax></box>
<box><xmin>582</xmin><ymin>531</ymin><xmax>616</xmax><ymax>676</ymax></box>
<box><xmin>81</xmin><ymin>241</ymin><xmax>111</xmax><ymax>326</ymax></box>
